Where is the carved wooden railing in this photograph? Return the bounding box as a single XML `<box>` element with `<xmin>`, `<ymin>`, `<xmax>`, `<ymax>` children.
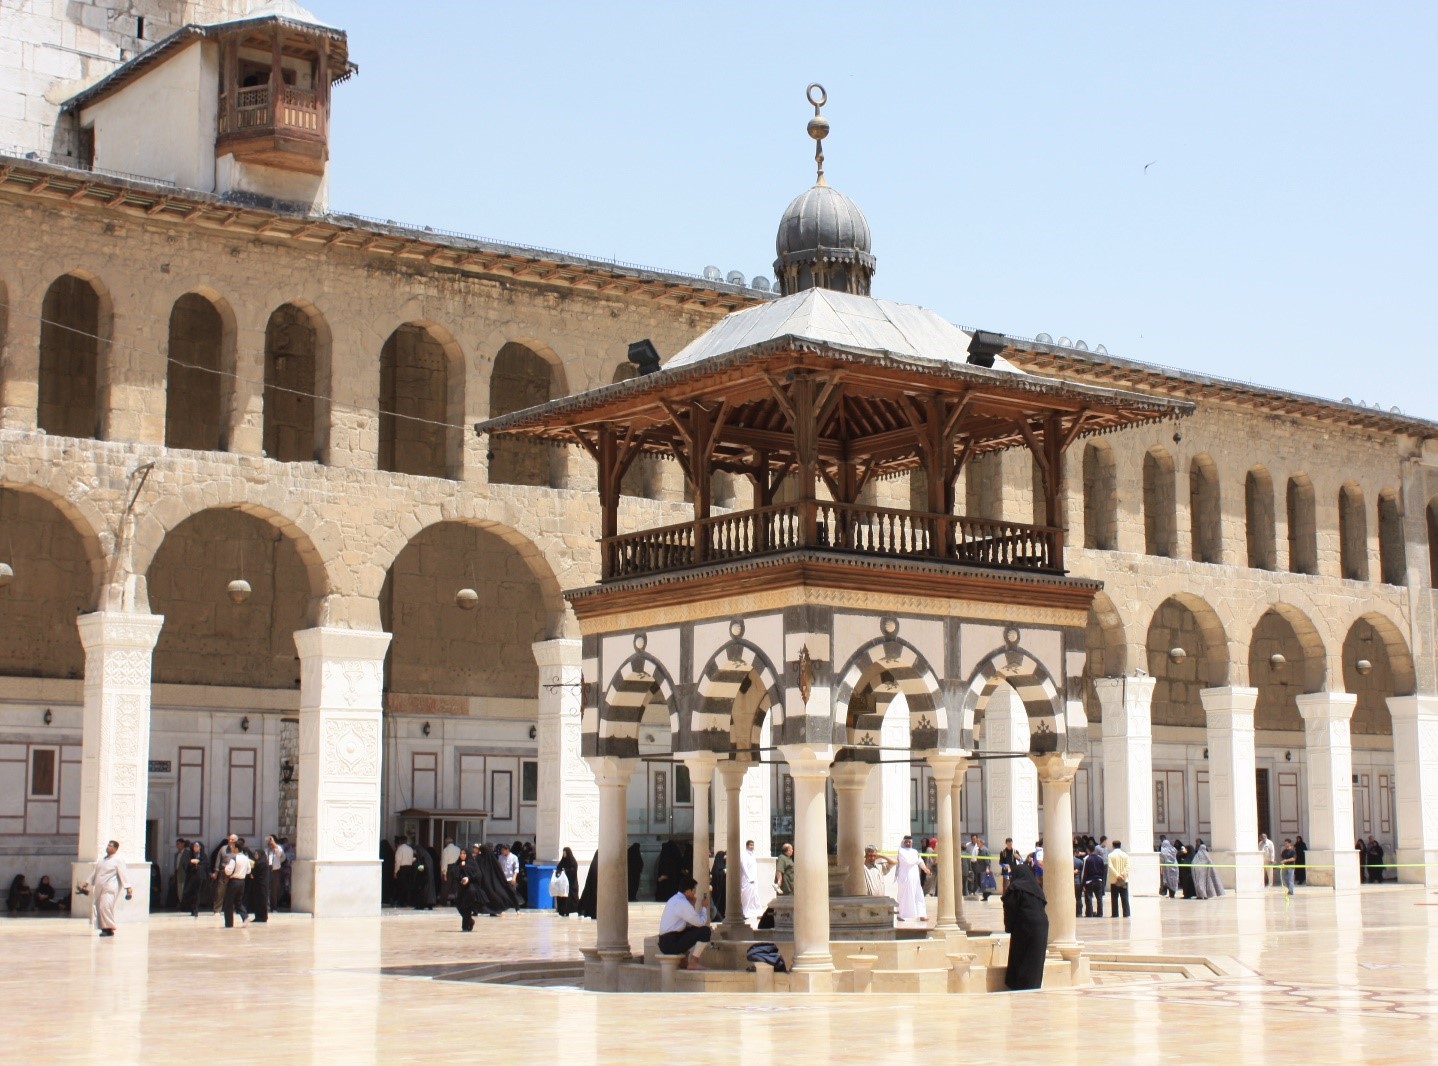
<box><xmin>602</xmin><ymin>502</ymin><xmax>1061</xmax><ymax>580</ymax></box>
<box><xmin>218</xmin><ymin>86</ymin><xmax>324</xmax><ymax>138</ymax></box>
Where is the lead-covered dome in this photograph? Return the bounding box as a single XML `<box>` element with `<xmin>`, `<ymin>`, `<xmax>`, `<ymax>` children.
<box><xmin>774</xmin><ymin>183</ymin><xmax>876</xmax><ymax>296</ymax></box>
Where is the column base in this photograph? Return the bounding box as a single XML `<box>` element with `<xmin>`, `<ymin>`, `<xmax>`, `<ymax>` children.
<box><xmin>1210</xmin><ymin>849</ymin><xmax>1265</xmax><ymax>894</ymax></box>
<box><xmin>69</xmin><ymin>861</ymin><xmax>151</xmax><ymax>922</ymax></box>
<box><xmin>1302</xmin><ymin>850</ymin><xmax>1360</xmax><ymax>892</ymax></box>
<box><xmin>1396</xmin><ymin>849</ymin><xmax>1438</xmax><ymax>888</ymax></box>
<box><xmin>292</xmin><ymin>859</ymin><xmax>381</xmax><ymax>917</ymax></box>
<box><xmin>787</xmin><ymin>968</ymin><xmax>834</xmax><ymax>992</ymax></box>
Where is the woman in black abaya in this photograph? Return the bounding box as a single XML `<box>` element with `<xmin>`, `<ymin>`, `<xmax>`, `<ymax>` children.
<box><xmin>555</xmin><ymin>847</ymin><xmax>580</xmax><ymax>916</ymax></box>
<box><xmin>653</xmin><ymin>841</ymin><xmax>683</xmax><ymax>902</ymax></box>
<box><xmin>1176</xmin><ymin>839</ymin><xmax>1197</xmax><ymax>899</ymax></box>
<box><xmin>1002</xmin><ymin>862</ymin><xmax>1049</xmax><ymax>990</ymax></box>
<box><xmin>709</xmin><ymin>851</ymin><xmax>727</xmax><ymax>922</ymax></box>
<box><xmin>627</xmin><ymin>843</ymin><xmax>644</xmax><ymax>902</ymax></box>
<box><xmin>578</xmin><ymin>851</ymin><xmax>599</xmax><ymax>919</ymax></box>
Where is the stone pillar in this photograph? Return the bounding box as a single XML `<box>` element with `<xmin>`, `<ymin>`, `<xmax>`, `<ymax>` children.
<box><xmin>71</xmin><ymin>612</ymin><xmax>165</xmax><ymax>919</ymax></box>
<box><xmin>830</xmin><ymin>761</ymin><xmax>872</xmax><ymax>896</ymax></box>
<box><xmin>291</xmin><ymin>627</ymin><xmax>391</xmax><ymax>917</ymax></box>
<box><xmin>1096</xmin><ymin>675</ymin><xmax>1159</xmax><ymax>896</ymax></box>
<box><xmin>1296</xmin><ymin>692</ymin><xmax>1360</xmax><ymax>891</ymax></box>
<box><xmin>779</xmin><ymin>743</ymin><xmax>836</xmax><ymax>983</ymax></box>
<box><xmin>679</xmin><ymin>751</ymin><xmax>718</xmax><ymax>901</ymax></box>
<box><xmin>927</xmin><ymin>753</ymin><xmax>966</xmax><ymax>931</ymax></box>
<box><xmin>1388</xmin><ymin>696</ymin><xmax>1438</xmax><ymax>887</ymax></box>
<box><xmin>1200</xmin><ymin>686</ymin><xmax>1265</xmax><ymax>893</ymax></box>
<box><xmin>533</xmin><ymin>640</ymin><xmax>598</xmax><ymax>867</ymax></box>
<box><xmin>717</xmin><ymin>759</ymin><xmax>748</xmax><ymax>934</ymax></box>
<box><xmin>1033</xmin><ymin>752</ymin><xmax>1083</xmax><ymax>950</ymax></box>
<box><xmin>985</xmin><ymin>685</ymin><xmax>1040</xmax><ymax>855</ymax></box>
<box><xmin>585</xmin><ymin>756</ymin><xmax>637</xmax><ymax>956</ymax></box>
<box><xmin>949</xmin><ymin>773</ymin><xmax>971</xmax><ymax>931</ymax></box>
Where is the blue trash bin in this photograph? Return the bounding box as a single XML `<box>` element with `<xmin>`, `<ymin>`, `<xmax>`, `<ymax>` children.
<box><xmin>526</xmin><ymin>863</ymin><xmax>556</xmax><ymax>909</ymax></box>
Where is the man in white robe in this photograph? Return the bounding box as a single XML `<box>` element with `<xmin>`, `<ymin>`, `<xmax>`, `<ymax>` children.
<box><xmin>83</xmin><ymin>839</ymin><xmax>133</xmax><ymax>937</ymax></box>
<box><xmin>739</xmin><ymin>839</ymin><xmax>763</xmax><ymax>922</ymax></box>
<box><xmin>894</xmin><ymin>834</ymin><xmax>929</xmax><ymax>923</ymax></box>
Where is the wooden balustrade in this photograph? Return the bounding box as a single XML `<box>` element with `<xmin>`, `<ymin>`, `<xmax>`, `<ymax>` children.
<box><xmin>601</xmin><ymin>503</ymin><xmax>1060</xmax><ymax>580</ymax></box>
<box><xmin>218</xmin><ymin>86</ymin><xmax>324</xmax><ymax>138</ymax></box>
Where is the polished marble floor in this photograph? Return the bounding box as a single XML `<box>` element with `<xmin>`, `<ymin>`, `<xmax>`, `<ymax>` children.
<box><xmin>4</xmin><ymin>886</ymin><xmax>1437</xmax><ymax>1064</ymax></box>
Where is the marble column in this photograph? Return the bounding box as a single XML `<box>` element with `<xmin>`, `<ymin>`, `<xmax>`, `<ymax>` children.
<box><xmin>717</xmin><ymin>759</ymin><xmax>748</xmax><ymax>934</ymax></box>
<box><xmin>291</xmin><ymin>627</ymin><xmax>391</xmax><ymax>917</ymax></box>
<box><xmin>830</xmin><ymin>761</ymin><xmax>872</xmax><ymax>896</ymax></box>
<box><xmin>1296</xmin><ymin>692</ymin><xmax>1360</xmax><ymax>891</ymax></box>
<box><xmin>1200</xmin><ymin>686</ymin><xmax>1265</xmax><ymax>893</ymax></box>
<box><xmin>533</xmin><ymin>640</ymin><xmax>598</xmax><ymax>868</ymax></box>
<box><xmin>927</xmin><ymin>752</ymin><xmax>966</xmax><ymax>931</ymax></box>
<box><xmin>1033</xmin><ymin>752</ymin><xmax>1083</xmax><ymax>950</ymax></box>
<box><xmin>71</xmin><ymin>611</ymin><xmax>165</xmax><ymax>919</ymax></box>
<box><xmin>585</xmin><ymin>756</ymin><xmax>637</xmax><ymax>956</ymax></box>
<box><xmin>679</xmin><ymin>751</ymin><xmax>718</xmax><ymax>901</ymax></box>
<box><xmin>949</xmin><ymin>773</ymin><xmax>972</xmax><ymax>931</ymax></box>
<box><xmin>1096</xmin><ymin>675</ymin><xmax>1159</xmax><ymax>896</ymax></box>
<box><xmin>1388</xmin><ymin>696</ymin><xmax>1438</xmax><ymax>888</ymax></box>
<box><xmin>779</xmin><ymin>743</ymin><xmax>836</xmax><ymax>983</ymax></box>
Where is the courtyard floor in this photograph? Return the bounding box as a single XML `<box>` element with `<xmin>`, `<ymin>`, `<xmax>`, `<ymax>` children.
<box><xmin>3</xmin><ymin>885</ymin><xmax>1436</xmax><ymax>1064</ymax></box>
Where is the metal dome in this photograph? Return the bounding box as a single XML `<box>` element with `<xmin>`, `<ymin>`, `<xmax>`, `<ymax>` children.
<box><xmin>775</xmin><ymin>182</ymin><xmax>873</xmax><ymax>259</ymax></box>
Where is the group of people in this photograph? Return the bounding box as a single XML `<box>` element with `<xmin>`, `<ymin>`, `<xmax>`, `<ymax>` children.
<box><xmin>1357</xmin><ymin>835</ymin><xmax>1388</xmax><ymax>883</ymax></box>
<box><xmin>1157</xmin><ymin>837</ymin><xmax>1228</xmax><ymax>899</ymax></box>
<box><xmin>177</xmin><ymin>833</ymin><xmax>287</xmax><ymax>926</ymax></box>
<box><xmin>6</xmin><ymin>873</ymin><xmax>63</xmax><ymax>913</ymax></box>
<box><xmin>1073</xmin><ymin>836</ymin><xmax>1132</xmax><ymax>918</ymax></box>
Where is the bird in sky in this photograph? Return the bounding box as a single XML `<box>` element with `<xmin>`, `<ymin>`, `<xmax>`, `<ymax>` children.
<box><xmin>1143</xmin><ymin>160</ymin><xmax>1157</xmax><ymax>173</ymax></box>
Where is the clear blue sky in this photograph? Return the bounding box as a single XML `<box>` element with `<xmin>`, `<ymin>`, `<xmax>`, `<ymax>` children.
<box><xmin>325</xmin><ymin>2</ymin><xmax>1437</xmax><ymax>420</ymax></box>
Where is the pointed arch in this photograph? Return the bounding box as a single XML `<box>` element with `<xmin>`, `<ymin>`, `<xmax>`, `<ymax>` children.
<box><xmin>959</xmin><ymin>646</ymin><xmax>1065</xmax><ymax>754</ymax></box>
<box><xmin>834</xmin><ymin>636</ymin><xmax>946</xmax><ymax>754</ymax></box>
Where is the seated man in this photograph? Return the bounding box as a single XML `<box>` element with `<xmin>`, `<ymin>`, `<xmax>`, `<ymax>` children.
<box><xmin>657</xmin><ymin>877</ymin><xmax>711</xmax><ymax>970</ymax></box>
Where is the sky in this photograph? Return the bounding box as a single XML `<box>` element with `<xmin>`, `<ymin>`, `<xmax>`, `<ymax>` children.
<box><xmin>325</xmin><ymin>2</ymin><xmax>1437</xmax><ymax>420</ymax></box>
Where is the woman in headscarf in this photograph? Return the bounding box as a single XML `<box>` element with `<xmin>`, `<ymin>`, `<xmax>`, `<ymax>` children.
<box><xmin>555</xmin><ymin>847</ymin><xmax>580</xmax><ymax>916</ymax></box>
<box><xmin>8</xmin><ymin>874</ymin><xmax>34</xmax><ymax>912</ymax></box>
<box><xmin>1176</xmin><ymin>840</ymin><xmax>1197</xmax><ymax>899</ymax></box>
<box><xmin>33</xmin><ymin>874</ymin><xmax>59</xmax><ymax>911</ymax></box>
<box><xmin>1002</xmin><ymin>863</ymin><xmax>1049</xmax><ymax>990</ymax></box>
<box><xmin>1159</xmin><ymin>837</ymin><xmax>1180</xmax><ymax>898</ymax></box>
<box><xmin>1294</xmin><ymin>835</ymin><xmax>1308</xmax><ymax>886</ymax></box>
<box><xmin>654</xmin><ymin>840</ymin><xmax>683</xmax><ymax>903</ymax></box>
<box><xmin>1191</xmin><ymin>841</ymin><xmax>1225</xmax><ymax>898</ymax></box>
<box><xmin>412</xmin><ymin>843</ymin><xmax>439</xmax><ymax>910</ymax></box>
<box><xmin>248</xmin><ymin>841</ymin><xmax>271</xmax><ymax>922</ymax></box>
<box><xmin>469</xmin><ymin>844</ymin><xmax>520</xmax><ymax>915</ymax></box>
<box><xmin>379</xmin><ymin>838</ymin><xmax>396</xmax><ymax>906</ymax></box>
<box><xmin>709</xmin><ymin>851</ymin><xmax>727</xmax><ymax>922</ymax></box>
<box><xmin>578</xmin><ymin>851</ymin><xmax>599</xmax><ymax>919</ymax></box>
<box><xmin>627</xmin><ymin>842</ymin><xmax>644</xmax><ymax>902</ymax></box>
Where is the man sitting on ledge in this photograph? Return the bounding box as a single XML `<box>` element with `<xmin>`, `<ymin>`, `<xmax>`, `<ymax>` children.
<box><xmin>658</xmin><ymin>877</ymin><xmax>712</xmax><ymax>970</ymax></box>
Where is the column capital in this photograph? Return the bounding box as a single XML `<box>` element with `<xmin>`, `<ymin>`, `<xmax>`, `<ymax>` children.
<box><xmin>76</xmin><ymin>610</ymin><xmax>164</xmax><ymax>651</ymax></box>
<box><xmin>293</xmin><ymin>626</ymin><xmax>392</xmax><ymax>661</ymax></box>
<box><xmin>1295</xmin><ymin>691</ymin><xmax>1358</xmax><ymax>722</ymax></box>
<box><xmin>829</xmin><ymin>761</ymin><xmax>874</xmax><ymax>790</ymax></box>
<box><xmin>584</xmin><ymin>755</ymin><xmax>637</xmax><ymax>788</ymax></box>
<box><xmin>924</xmin><ymin>751</ymin><xmax>970</xmax><ymax>782</ymax></box>
<box><xmin>1199</xmin><ymin>685</ymin><xmax>1259</xmax><ymax>715</ymax></box>
<box><xmin>675</xmin><ymin>749</ymin><xmax>720</xmax><ymax>784</ymax></box>
<box><xmin>778</xmin><ymin>743</ymin><xmax>836</xmax><ymax>777</ymax></box>
<box><xmin>531</xmin><ymin>638</ymin><xmax>583</xmax><ymax>669</ymax></box>
<box><xmin>1030</xmin><ymin>751</ymin><xmax>1084</xmax><ymax>782</ymax></box>
<box><xmin>1387</xmin><ymin>694</ymin><xmax>1438</xmax><ymax>722</ymax></box>
<box><xmin>717</xmin><ymin>758</ymin><xmax>751</xmax><ymax>787</ymax></box>
<box><xmin>1094</xmin><ymin>674</ymin><xmax>1156</xmax><ymax>700</ymax></box>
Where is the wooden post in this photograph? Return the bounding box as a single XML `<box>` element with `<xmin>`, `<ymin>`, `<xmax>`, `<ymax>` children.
<box><xmin>598</xmin><ymin>426</ymin><xmax>618</xmax><ymax>578</ymax></box>
<box><xmin>269</xmin><ymin>31</ymin><xmax>283</xmax><ymax>128</ymax></box>
<box><xmin>792</xmin><ymin>377</ymin><xmax>819</xmax><ymax>547</ymax></box>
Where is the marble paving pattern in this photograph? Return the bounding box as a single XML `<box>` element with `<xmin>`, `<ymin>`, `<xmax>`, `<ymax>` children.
<box><xmin>3</xmin><ymin>886</ymin><xmax>1438</xmax><ymax>1064</ymax></box>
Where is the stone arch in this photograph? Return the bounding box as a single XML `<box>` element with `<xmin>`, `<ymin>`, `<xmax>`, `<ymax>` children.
<box><xmin>0</xmin><ymin>484</ymin><xmax>108</xmax><ymax>679</ymax></box>
<box><xmin>129</xmin><ymin>483</ymin><xmax>337</xmax><ymax>622</ymax></box>
<box><xmin>1143</xmin><ymin>446</ymin><xmax>1177</xmax><ymax>557</ymax></box>
<box><xmin>1343</xmin><ymin>613</ymin><xmax>1415</xmax><ymax>736</ymax></box>
<box><xmin>364</xmin><ymin>515</ymin><xmax>568</xmax><ymax>641</ymax></box>
<box><xmin>1249</xmin><ymin>605</ymin><xmax>1326</xmax><ymax>732</ymax></box>
<box><xmin>1377</xmin><ymin>488</ymin><xmax>1405</xmax><ymax>586</ymax></box>
<box><xmin>165</xmin><ymin>289</ymin><xmax>235</xmax><ymax>452</ymax></box>
<box><xmin>489</xmin><ymin>339</ymin><xmax>567</xmax><ymax>487</ymax></box>
<box><xmin>147</xmin><ymin>507</ymin><xmax>319</xmax><ymax>687</ymax></box>
<box><xmin>594</xmin><ymin>651</ymin><xmax>678</xmax><ymax>757</ymax></box>
<box><xmin>959</xmin><ymin>647</ymin><xmax>1065</xmax><ymax>754</ymax></box>
<box><xmin>686</xmin><ymin>640</ymin><xmax>784</xmax><ymax>753</ymax></box>
<box><xmin>1339</xmin><ymin>481</ymin><xmax>1368</xmax><ymax>581</ymax></box>
<box><xmin>1428</xmin><ymin>497</ymin><xmax>1438</xmax><ymax>589</ymax></box>
<box><xmin>1081</xmin><ymin>440</ymin><xmax>1117</xmax><ymax>550</ymax></box>
<box><xmin>1287</xmin><ymin>473</ymin><xmax>1317</xmax><ymax>575</ymax></box>
<box><xmin>1145</xmin><ymin>594</ymin><xmax>1230</xmax><ymax>727</ymax></box>
<box><xmin>1189</xmin><ymin>453</ymin><xmax>1222</xmax><ymax>564</ymax></box>
<box><xmin>834</xmin><ymin>636</ymin><xmax>946</xmax><ymax>754</ymax></box>
<box><xmin>263</xmin><ymin>300</ymin><xmax>331</xmax><ymax>464</ymax></box>
<box><xmin>380</xmin><ymin>520</ymin><xmax>561</xmax><ymax>702</ymax></box>
<box><xmin>1245</xmin><ymin>465</ymin><xmax>1276</xmax><ymax>570</ymax></box>
<box><xmin>1082</xmin><ymin>591</ymin><xmax>1128</xmax><ymax>722</ymax></box>
<box><xmin>378</xmin><ymin>320</ymin><xmax>463</xmax><ymax>480</ymax></box>
<box><xmin>38</xmin><ymin>270</ymin><xmax>112</xmax><ymax>440</ymax></box>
